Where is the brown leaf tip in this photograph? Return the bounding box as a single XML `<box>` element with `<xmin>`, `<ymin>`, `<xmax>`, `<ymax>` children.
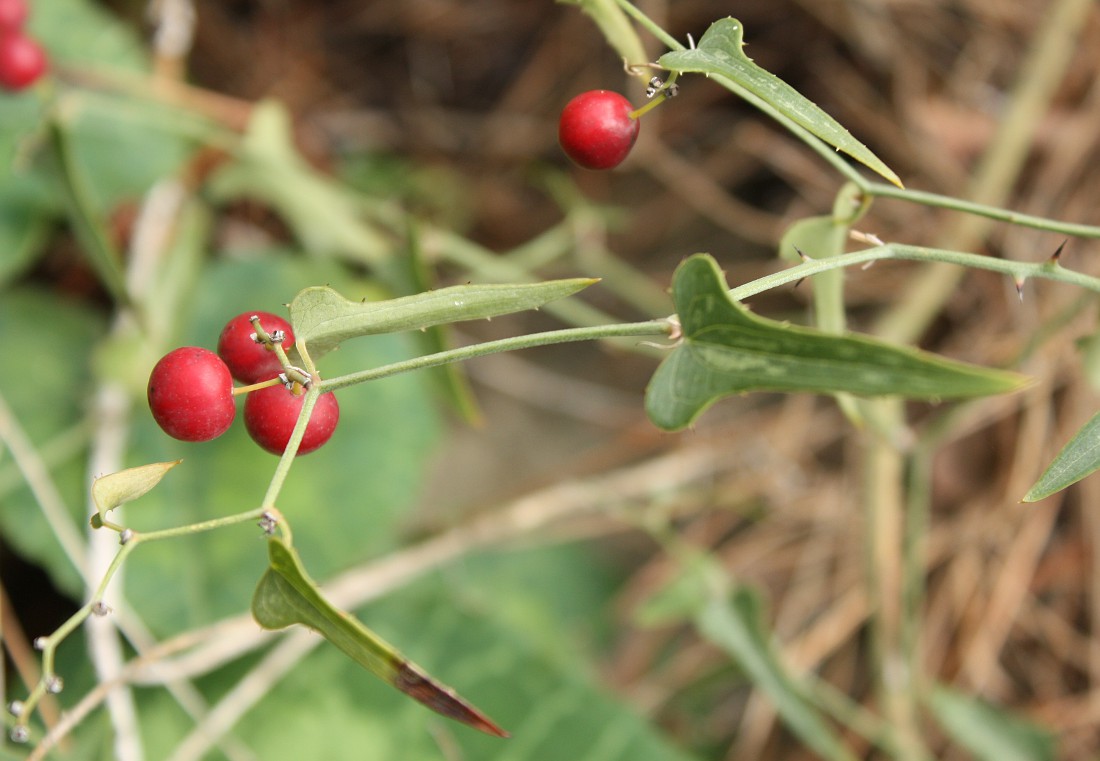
<box><xmin>395</xmin><ymin>662</ymin><xmax>509</xmax><ymax>738</ymax></box>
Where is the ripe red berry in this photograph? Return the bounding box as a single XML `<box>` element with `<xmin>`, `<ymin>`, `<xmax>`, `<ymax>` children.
<box><xmin>0</xmin><ymin>32</ymin><xmax>46</xmax><ymax>91</ymax></box>
<box><xmin>217</xmin><ymin>311</ymin><xmax>295</xmax><ymax>384</ymax></box>
<box><xmin>558</xmin><ymin>90</ymin><xmax>640</xmax><ymax>170</ymax></box>
<box><xmin>147</xmin><ymin>347</ymin><xmax>236</xmax><ymax>442</ymax></box>
<box><xmin>0</xmin><ymin>0</ymin><xmax>28</xmax><ymax>32</ymax></box>
<box><xmin>244</xmin><ymin>385</ymin><xmax>339</xmax><ymax>455</ymax></box>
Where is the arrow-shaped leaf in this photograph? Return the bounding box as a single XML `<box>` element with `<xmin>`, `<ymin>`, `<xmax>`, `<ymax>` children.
<box><xmin>90</xmin><ymin>460</ymin><xmax>181</xmax><ymax>528</ymax></box>
<box><xmin>252</xmin><ymin>536</ymin><xmax>508</xmax><ymax>738</ymax></box>
<box><xmin>645</xmin><ymin>254</ymin><xmax>1027</xmax><ymax>430</ymax></box>
<box><xmin>290</xmin><ymin>277</ymin><xmax>598</xmax><ymax>357</ymax></box>
<box><xmin>1023</xmin><ymin>410</ymin><xmax>1100</xmax><ymax>502</ymax></box>
<box><xmin>659</xmin><ymin>19</ymin><xmax>902</xmax><ymax>188</ymax></box>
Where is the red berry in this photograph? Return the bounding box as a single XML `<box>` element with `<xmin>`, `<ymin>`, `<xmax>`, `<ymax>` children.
<box><xmin>558</xmin><ymin>90</ymin><xmax>639</xmax><ymax>170</ymax></box>
<box><xmin>0</xmin><ymin>32</ymin><xmax>46</xmax><ymax>91</ymax></box>
<box><xmin>0</xmin><ymin>0</ymin><xmax>28</xmax><ymax>31</ymax></box>
<box><xmin>147</xmin><ymin>347</ymin><xmax>236</xmax><ymax>442</ymax></box>
<box><xmin>244</xmin><ymin>385</ymin><xmax>339</xmax><ymax>455</ymax></box>
<box><xmin>217</xmin><ymin>311</ymin><xmax>295</xmax><ymax>384</ymax></box>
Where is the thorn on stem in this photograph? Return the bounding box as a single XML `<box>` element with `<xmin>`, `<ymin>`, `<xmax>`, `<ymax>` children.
<box><xmin>1014</xmin><ymin>276</ymin><xmax>1026</xmax><ymax>301</ymax></box>
<box><xmin>1050</xmin><ymin>239</ymin><xmax>1067</xmax><ymax>263</ymax></box>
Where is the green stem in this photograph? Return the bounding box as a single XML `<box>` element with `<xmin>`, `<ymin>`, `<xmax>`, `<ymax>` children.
<box><xmin>45</xmin><ymin>111</ymin><xmax>137</xmax><ymax>316</ymax></box>
<box><xmin>614</xmin><ymin>0</ymin><xmax>865</xmax><ymax>186</ymax></box>
<box><xmin>259</xmin><ymin>384</ymin><xmax>322</xmax><ymax>509</ymax></box>
<box><xmin>12</xmin><ymin>506</ymin><xmax>271</xmax><ymax>738</ymax></box>
<box><xmin>320</xmin><ymin>320</ymin><xmax>672</xmax><ymax>393</ymax></box>
<box><xmin>864</xmin><ymin>183</ymin><xmax>1100</xmax><ymax>239</ymax></box>
<box><xmin>728</xmin><ymin>243</ymin><xmax>1100</xmax><ymax>301</ymax></box>
<box><xmin>612</xmin><ymin>0</ymin><xmax>684</xmax><ymax>52</ymax></box>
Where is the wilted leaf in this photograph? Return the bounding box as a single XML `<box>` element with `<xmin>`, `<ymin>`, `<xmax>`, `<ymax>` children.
<box><xmin>659</xmin><ymin>19</ymin><xmax>902</xmax><ymax>187</ymax></box>
<box><xmin>1023</xmin><ymin>410</ymin><xmax>1100</xmax><ymax>501</ymax></box>
<box><xmin>644</xmin><ymin>254</ymin><xmax>1027</xmax><ymax>430</ymax></box>
<box><xmin>252</xmin><ymin>536</ymin><xmax>508</xmax><ymax>738</ymax></box>
<box><xmin>290</xmin><ymin>277</ymin><xmax>598</xmax><ymax>357</ymax></box>
<box><xmin>208</xmin><ymin>101</ymin><xmax>391</xmax><ymax>265</ymax></box>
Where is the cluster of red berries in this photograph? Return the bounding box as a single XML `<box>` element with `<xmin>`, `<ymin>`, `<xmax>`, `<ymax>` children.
<box><xmin>147</xmin><ymin>312</ymin><xmax>340</xmax><ymax>455</ymax></box>
<box><xmin>0</xmin><ymin>0</ymin><xmax>47</xmax><ymax>91</ymax></box>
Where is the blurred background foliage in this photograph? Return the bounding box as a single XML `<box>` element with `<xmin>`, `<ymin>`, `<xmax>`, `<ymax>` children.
<box><xmin>2</xmin><ymin>0</ymin><xmax>1100</xmax><ymax>759</ymax></box>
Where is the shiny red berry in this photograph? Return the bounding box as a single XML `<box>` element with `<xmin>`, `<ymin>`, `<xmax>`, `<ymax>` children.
<box><xmin>558</xmin><ymin>90</ymin><xmax>639</xmax><ymax>170</ymax></box>
<box><xmin>0</xmin><ymin>0</ymin><xmax>28</xmax><ymax>31</ymax></box>
<box><xmin>147</xmin><ymin>347</ymin><xmax>236</xmax><ymax>442</ymax></box>
<box><xmin>0</xmin><ymin>32</ymin><xmax>46</xmax><ymax>91</ymax></box>
<box><xmin>244</xmin><ymin>385</ymin><xmax>339</xmax><ymax>455</ymax></box>
<box><xmin>217</xmin><ymin>311</ymin><xmax>295</xmax><ymax>384</ymax></box>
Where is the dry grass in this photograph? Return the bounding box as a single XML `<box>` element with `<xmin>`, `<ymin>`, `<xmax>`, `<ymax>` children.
<box><xmin>103</xmin><ymin>0</ymin><xmax>1100</xmax><ymax>756</ymax></box>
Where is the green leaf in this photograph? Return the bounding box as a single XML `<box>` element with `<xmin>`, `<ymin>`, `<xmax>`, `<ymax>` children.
<box><xmin>253</xmin><ymin>536</ymin><xmax>508</xmax><ymax>737</ymax></box>
<box><xmin>290</xmin><ymin>277</ymin><xmax>598</xmax><ymax>357</ymax></box>
<box><xmin>926</xmin><ymin>686</ymin><xmax>1055</xmax><ymax>761</ymax></box>
<box><xmin>208</xmin><ymin>100</ymin><xmax>391</xmax><ymax>265</ymax></box>
<box><xmin>659</xmin><ymin>19</ymin><xmax>902</xmax><ymax>188</ymax></box>
<box><xmin>1023</xmin><ymin>410</ymin><xmax>1100</xmax><ymax>501</ymax></box>
<box><xmin>0</xmin><ymin>289</ymin><xmax>107</xmax><ymax>597</ymax></box>
<box><xmin>125</xmin><ymin>255</ymin><xmax>441</xmax><ymax>632</ymax></box>
<box><xmin>90</xmin><ymin>460</ymin><xmax>180</xmax><ymax>526</ymax></box>
<box><xmin>697</xmin><ymin>587</ymin><xmax>857</xmax><ymax>761</ymax></box>
<box><xmin>644</xmin><ymin>255</ymin><xmax>1027</xmax><ymax>430</ymax></box>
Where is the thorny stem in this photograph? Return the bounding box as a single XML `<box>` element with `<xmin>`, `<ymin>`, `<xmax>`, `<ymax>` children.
<box><xmin>11</xmin><ymin>507</ymin><xmax>272</xmax><ymax>742</ymax></box>
<box><xmin>863</xmin><ymin>183</ymin><xmax>1100</xmax><ymax>240</ymax></box>
<box><xmin>728</xmin><ymin>242</ymin><xmax>1100</xmax><ymax>302</ymax></box>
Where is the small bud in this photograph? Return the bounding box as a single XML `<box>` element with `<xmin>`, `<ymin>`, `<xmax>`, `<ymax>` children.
<box><xmin>45</xmin><ymin>675</ymin><xmax>64</xmax><ymax>694</ymax></box>
<box><xmin>33</xmin><ymin>636</ymin><xmax>47</xmax><ymax>651</ymax></box>
<box><xmin>119</xmin><ymin>528</ymin><xmax>134</xmax><ymax>545</ymax></box>
<box><xmin>10</xmin><ymin>725</ymin><xmax>29</xmax><ymax>743</ymax></box>
<box><xmin>8</xmin><ymin>700</ymin><xmax>23</xmax><ymax>717</ymax></box>
<box><xmin>92</xmin><ymin>600</ymin><xmax>112</xmax><ymax>617</ymax></box>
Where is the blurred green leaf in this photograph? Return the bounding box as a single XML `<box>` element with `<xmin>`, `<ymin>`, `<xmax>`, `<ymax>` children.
<box><xmin>254</xmin><ymin>536</ymin><xmax>508</xmax><ymax>736</ymax></box>
<box><xmin>659</xmin><ymin>19</ymin><xmax>902</xmax><ymax>187</ymax></box>
<box><xmin>290</xmin><ymin>277</ymin><xmax>598</xmax><ymax>358</ymax></box>
<box><xmin>34</xmin><ymin>0</ymin><xmax>149</xmax><ymax>70</ymax></box>
<box><xmin>927</xmin><ymin>686</ymin><xmax>1055</xmax><ymax>761</ymax></box>
<box><xmin>561</xmin><ymin>0</ymin><xmax>648</xmax><ymax>68</ymax></box>
<box><xmin>633</xmin><ymin>552</ymin><xmax>721</xmax><ymax>628</ymax></box>
<box><xmin>1023</xmin><ymin>409</ymin><xmax>1100</xmax><ymax>501</ymax></box>
<box><xmin>209</xmin><ymin>100</ymin><xmax>392</xmax><ymax>265</ymax></box>
<box><xmin>697</xmin><ymin>587</ymin><xmax>858</xmax><ymax>761</ymax></box>
<box><xmin>0</xmin><ymin>290</ymin><xmax>107</xmax><ymax>596</ymax></box>
<box><xmin>644</xmin><ymin>255</ymin><xmax>1027</xmax><ymax>430</ymax></box>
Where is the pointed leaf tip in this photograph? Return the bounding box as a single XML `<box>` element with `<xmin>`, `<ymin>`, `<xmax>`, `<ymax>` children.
<box><xmin>252</xmin><ymin>537</ymin><xmax>507</xmax><ymax>737</ymax></box>
<box><xmin>92</xmin><ymin>460</ymin><xmax>182</xmax><ymax>523</ymax></box>
<box><xmin>658</xmin><ymin>18</ymin><xmax>902</xmax><ymax>187</ymax></box>
<box><xmin>290</xmin><ymin>277</ymin><xmax>598</xmax><ymax>358</ymax></box>
<box><xmin>395</xmin><ymin>663</ymin><xmax>510</xmax><ymax>737</ymax></box>
<box><xmin>644</xmin><ymin>254</ymin><xmax>1027</xmax><ymax>430</ymax></box>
